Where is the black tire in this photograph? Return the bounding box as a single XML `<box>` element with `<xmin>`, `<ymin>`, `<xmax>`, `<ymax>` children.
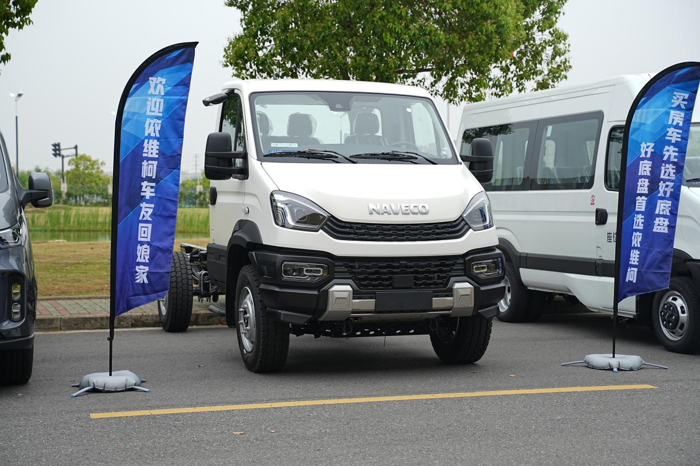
<box><xmin>430</xmin><ymin>315</ymin><xmax>492</xmax><ymax>364</ymax></box>
<box><xmin>652</xmin><ymin>277</ymin><xmax>700</xmax><ymax>354</ymax></box>
<box><xmin>497</xmin><ymin>262</ymin><xmax>545</xmax><ymax>323</ymax></box>
<box><xmin>235</xmin><ymin>265</ymin><xmax>289</xmax><ymax>373</ymax></box>
<box><xmin>0</xmin><ymin>346</ymin><xmax>33</xmax><ymax>385</ymax></box>
<box><xmin>158</xmin><ymin>252</ymin><xmax>193</xmax><ymax>333</ymax></box>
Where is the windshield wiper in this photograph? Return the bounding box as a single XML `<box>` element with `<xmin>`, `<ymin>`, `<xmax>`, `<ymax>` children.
<box><xmin>350</xmin><ymin>150</ymin><xmax>436</xmax><ymax>165</ymax></box>
<box><xmin>685</xmin><ymin>177</ymin><xmax>700</xmax><ymax>182</ymax></box>
<box><xmin>383</xmin><ymin>150</ymin><xmax>438</xmax><ymax>165</ymax></box>
<box><xmin>266</xmin><ymin>149</ymin><xmax>355</xmax><ymax>163</ymax></box>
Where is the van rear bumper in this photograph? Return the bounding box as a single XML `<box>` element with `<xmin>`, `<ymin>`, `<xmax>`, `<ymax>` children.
<box><xmin>250</xmin><ymin>247</ymin><xmax>505</xmax><ymax>325</ymax></box>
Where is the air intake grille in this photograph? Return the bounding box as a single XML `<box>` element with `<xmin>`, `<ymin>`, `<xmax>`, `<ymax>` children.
<box><xmin>335</xmin><ymin>256</ymin><xmax>465</xmax><ymax>290</ymax></box>
<box><xmin>322</xmin><ymin>217</ymin><xmax>468</xmax><ymax>242</ymax></box>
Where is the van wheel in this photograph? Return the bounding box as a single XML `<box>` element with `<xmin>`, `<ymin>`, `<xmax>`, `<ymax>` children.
<box><xmin>430</xmin><ymin>315</ymin><xmax>492</xmax><ymax>364</ymax></box>
<box><xmin>652</xmin><ymin>277</ymin><xmax>700</xmax><ymax>354</ymax></box>
<box><xmin>158</xmin><ymin>252</ymin><xmax>193</xmax><ymax>333</ymax></box>
<box><xmin>235</xmin><ymin>265</ymin><xmax>289</xmax><ymax>373</ymax></box>
<box><xmin>0</xmin><ymin>346</ymin><xmax>33</xmax><ymax>385</ymax></box>
<box><xmin>497</xmin><ymin>262</ymin><xmax>545</xmax><ymax>323</ymax></box>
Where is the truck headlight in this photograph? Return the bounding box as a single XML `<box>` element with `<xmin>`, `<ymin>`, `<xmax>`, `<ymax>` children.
<box><xmin>462</xmin><ymin>192</ymin><xmax>493</xmax><ymax>231</ymax></box>
<box><xmin>271</xmin><ymin>191</ymin><xmax>329</xmax><ymax>231</ymax></box>
<box><xmin>281</xmin><ymin>262</ymin><xmax>329</xmax><ymax>282</ymax></box>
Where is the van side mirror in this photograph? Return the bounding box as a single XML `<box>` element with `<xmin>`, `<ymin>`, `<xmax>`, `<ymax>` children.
<box><xmin>460</xmin><ymin>138</ymin><xmax>493</xmax><ymax>184</ymax></box>
<box><xmin>204</xmin><ymin>132</ymin><xmax>247</xmax><ymax>181</ymax></box>
<box><xmin>21</xmin><ymin>172</ymin><xmax>53</xmax><ymax>208</ymax></box>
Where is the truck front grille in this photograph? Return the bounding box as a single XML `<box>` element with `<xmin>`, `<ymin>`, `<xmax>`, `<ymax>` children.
<box><xmin>335</xmin><ymin>256</ymin><xmax>465</xmax><ymax>290</ymax></box>
<box><xmin>322</xmin><ymin>216</ymin><xmax>469</xmax><ymax>242</ymax></box>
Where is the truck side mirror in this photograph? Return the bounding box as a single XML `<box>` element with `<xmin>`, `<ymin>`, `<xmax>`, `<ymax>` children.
<box><xmin>460</xmin><ymin>138</ymin><xmax>493</xmax><ymax>184</ymax></box>
<box><xmin>204</xmin><ymin>132</ymin><xmax>247</xmax><ymax>181</ymax></box>
<box><xmin>21</xmin><ymin>172</ymin><xmax>53</xmax><ymax>208</ymax></box>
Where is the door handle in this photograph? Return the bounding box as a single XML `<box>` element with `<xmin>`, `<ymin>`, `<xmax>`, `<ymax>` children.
<box><xmin>595</xmin><ymin>208</ymin><xmax>608</xmax><ymax>225</ymax></box>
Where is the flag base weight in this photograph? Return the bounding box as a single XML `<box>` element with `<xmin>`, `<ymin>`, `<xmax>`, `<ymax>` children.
<box><xmin>561</xmin><ymin>354</ymin><xmax>668</xmax><ymax>373</ymax></box>
<box><xmin>70</xmin><ymin>370</ymin><xmax>149</xmax><ymax>397</ymax></box>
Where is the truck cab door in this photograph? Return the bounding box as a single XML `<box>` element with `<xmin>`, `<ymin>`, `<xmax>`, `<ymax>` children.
<box><xmin>210</xmin><ymin>91</ymin><xmax>247</xmax><ymax>245</ymax></box>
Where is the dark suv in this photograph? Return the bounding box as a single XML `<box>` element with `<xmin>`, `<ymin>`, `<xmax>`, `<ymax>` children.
<box><xmin>0</xmin><ymin>131</ymin><xmax>52</xmax><ymax>385</ymax></box>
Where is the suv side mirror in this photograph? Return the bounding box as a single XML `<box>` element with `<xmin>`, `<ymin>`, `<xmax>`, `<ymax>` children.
<box><xmin>204</xmin><ymin>132</ymin><xmax>247</xmax><ymax>181</ymax></box>
<box><xmin>21</xmin><ymin>172</ymin><xmax>54</xmax><ymax>208</ymax></box>
<box><xmin>460</xmin><ymin>138</ymin><xmax>493</xmax><ymax>184</ymax></box>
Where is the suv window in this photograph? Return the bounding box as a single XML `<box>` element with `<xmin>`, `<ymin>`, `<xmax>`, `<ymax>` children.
<box><xmin>220</xmin><ymin>93</ymin><xmax>246</xmax><ymax>166</ymax></box>
<box><xmin>532</xmin><ymin>113</ymin><xmax>602</xmax><ymax>190</ymax></box>
<box><xmin>0</xmin><ymin>132</ymin><xmax>10</xmax><ymax>192</ymax></box>
<box><xmin>461</xmin><ymin>123</ymin><xmax>533</xmax><ymax>191</ymax></box>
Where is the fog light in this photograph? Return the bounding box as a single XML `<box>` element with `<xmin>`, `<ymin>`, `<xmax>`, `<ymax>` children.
<box><xmin>10</xmin><ymin>303</ymin><xmax>22</xmax><ymax>321</ymax></box>
<box><xmin>471</xmin><ymin>258</ymin><xmax>503</xmax><ymax>279</ymax></box>
<box><xmin>11</xmin><ymin>283</ymin><xmax>21</xmax><ymax>301</ymax></box>
<box><xmin>281</xmin><ymin>262</ymin><xmax>328</xmax><ymax>281</ymax></box>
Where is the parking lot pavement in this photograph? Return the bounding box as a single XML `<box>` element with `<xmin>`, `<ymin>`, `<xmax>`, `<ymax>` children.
<box><xmin>2</xmin><ymin>310</ymin><xmax>699</xmax><ymax>466</ymax></box>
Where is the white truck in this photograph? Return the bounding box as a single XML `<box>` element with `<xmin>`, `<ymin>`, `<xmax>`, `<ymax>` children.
<box><xmin>158</xmin><ymin>79</ymin><xmax>505</xmax><ymax>372</ymax></box>
<box><xmin>457</xmin><ymin>74</ymin><xmax>700</xmax><ymax>354</ymax></box>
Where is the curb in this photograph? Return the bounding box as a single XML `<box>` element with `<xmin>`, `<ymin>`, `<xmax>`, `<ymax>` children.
<box><xmin>36</xmin><ymin>310</ymin><xmax>225</xmax><ymax>332</ymax></box>
<box><xmin>39</xmin><ymin>295</ymin><xmax>111</xmax><ymax>301</ymax></box>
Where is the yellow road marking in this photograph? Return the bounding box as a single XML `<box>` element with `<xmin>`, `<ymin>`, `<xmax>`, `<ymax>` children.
<box><xmin>90</xmin><ymin>384</ymin><xmax>656</xmax><ymax>420</ymax></box>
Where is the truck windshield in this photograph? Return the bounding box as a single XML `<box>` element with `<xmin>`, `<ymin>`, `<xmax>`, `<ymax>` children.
<box><xmin>250</xmin><ymin>92</ymin><xmax>457</xmax><ymax>164</ymax></box>
<box><xmin>684</xmin><ymin>124</ymin><xmax>700</xmax><ymax>184</ymax></box>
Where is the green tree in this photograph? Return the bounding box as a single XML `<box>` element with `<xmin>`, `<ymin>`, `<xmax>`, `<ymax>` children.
<box><xmin>223</xmin><ymin>0</ymin><xmax>570</xmax><ymax>103</ymax></box>
<box><xmin>65</xmin><ymin>154</ymin><xmax>108</xmax><ymax>187</ymax></box>
<box><xmin>1</xmin><ymin>0</ymin><xmax>38</xmax><ymax>68</ymax></box>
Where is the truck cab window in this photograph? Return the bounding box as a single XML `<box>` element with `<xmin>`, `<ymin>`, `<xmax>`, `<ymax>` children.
<box><xmin>221</xmin><ymin>94</ymin><xmax>246</xmax><ymax>166</ymax></box>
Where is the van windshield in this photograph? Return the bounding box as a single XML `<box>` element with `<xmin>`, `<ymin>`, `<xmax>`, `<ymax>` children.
<box><xmin>685</xmin><ymin>124</ymin><xmax>700</xmax><ymax>184</ymax></box>
<box><xmin>249</xmin><ymin>92</ymin><xmax>457</xmax><ymax>165</ymax></box>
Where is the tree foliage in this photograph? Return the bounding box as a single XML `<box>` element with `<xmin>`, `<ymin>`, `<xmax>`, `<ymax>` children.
<box><xmin>66</xmin><ymin>154</ymin><xmax>108</xmax><ymax>188</ymax></box>
<box><xmin>223</xmin><ymin>0</ymin><xmax>570</xmax><ymax>103</ymax></box>
<box><xmin>1</xmin><ymin>0</ymin><xmax>38</xmax><ymax>68</ymax></box>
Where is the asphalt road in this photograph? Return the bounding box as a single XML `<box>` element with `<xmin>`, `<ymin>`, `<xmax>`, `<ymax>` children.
<box><xmin>2</xmin><ymin>309</ymin><xmax>699</xmax><ymax>466</ymax></box>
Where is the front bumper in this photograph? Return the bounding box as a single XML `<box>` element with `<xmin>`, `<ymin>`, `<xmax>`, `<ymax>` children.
<box><xmin>250</xmin><ymin>247</ymin><xmax>506</xmax><ymax>325</ymax></box>
<box><xmin>0</xmin><ymin>269</ymin><xmax>36</xmax><ymax>350</ymax></box>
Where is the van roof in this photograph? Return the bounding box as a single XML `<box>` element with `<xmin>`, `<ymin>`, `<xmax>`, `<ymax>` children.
<box><xmin>462</xmin><ymin>74</ymin><xmax>653</xmax><ymax>113</ymax></box>
<box><xmin>221</xmin><ymin>78</ymin><xmax>432</xmax><ymax>98</ymax></box>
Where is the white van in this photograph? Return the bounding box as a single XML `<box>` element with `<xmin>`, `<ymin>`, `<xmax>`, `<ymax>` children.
<box><xmin>159</xmin><ymin>79</ymin><xmax>506</xmax><ymax>372</ymax></box>
<box><xmin>457</xmin><ymin>74</ymin><xmax>700</xmax><ymax>354</ymax></box>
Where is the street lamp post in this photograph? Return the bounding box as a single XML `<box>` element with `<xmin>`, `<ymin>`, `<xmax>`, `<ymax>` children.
<box><xmin>9</xmin><ymin>92</ymin><xmax>24</xmax><ymax>176</ymax></box>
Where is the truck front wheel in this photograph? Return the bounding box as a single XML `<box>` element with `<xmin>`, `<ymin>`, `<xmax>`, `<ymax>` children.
<box><xmin>652</xmin><ymin>277</ymin><xmax>700</xmax><ymax>354</ymax></box>
<box><xmin>158</xmin><ymin>252</ymin><xmax>193</xmax><ymax>333</ymax></box>
<box><xmin>430</xmin><ymin>315</ymin><xmax>492</xmax><ymax>364</ymax></box>
<box><xmin>235</xmin><ymin>265</ymin><xmax>289</xmax><ymax>373</ymax></box>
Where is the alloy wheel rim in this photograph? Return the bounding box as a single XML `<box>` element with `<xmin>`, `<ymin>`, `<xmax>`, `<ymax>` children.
<box><xmin>238</xmin><ymin>287</ymin><xmax>256</xmax><ymax>353</ymax></box>
<box><xmin>157</xmin><ymin>294</ymin><xmax>168</xmax><ymax>316</ymax></box>
<box><xmin>658</xmin><ymin>290</ymin><xmax>688</xmax><ymax>342</ymax></box>
<box><xmin>498</xmin><ymin>275</ymin><xmax>512</xmax><ymax>314</ymax></box>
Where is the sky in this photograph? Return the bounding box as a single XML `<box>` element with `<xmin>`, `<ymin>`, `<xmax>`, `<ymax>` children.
<box><xmin>0</xmin><ymin>0</ymin><xmax>699</xmax><ymax>176</ymax></box>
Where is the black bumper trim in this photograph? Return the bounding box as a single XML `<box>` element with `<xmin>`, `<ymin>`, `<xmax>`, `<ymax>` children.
<box><xmin>0</xmin><ymin>334</ymin><xmax>34</xmax><ymax>350</ymax></box>
<box><xmin>252</xmin><ymin>247</ymin><xmax>505</xmax><ymax>325</ymax></box>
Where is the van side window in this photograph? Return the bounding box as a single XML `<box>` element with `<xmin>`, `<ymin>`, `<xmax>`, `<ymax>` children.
<box><xmin>532</xmin><ymin>113</ymin><xmax>602</xmax><ymax>190</ymax></box>
<box><xmin>221</xmin><ymin>93</ymin><xmax>246</xmax><ymax>165</ymax></box>
<box><xmin>461</xmin><ymin>123</ymin><xmax>531</xmax><ymax>191</ymax></box>
<box><xmin>605</xmin><ymin>126</ymin><xmax>624</xmax><ymax>191</ymax></box>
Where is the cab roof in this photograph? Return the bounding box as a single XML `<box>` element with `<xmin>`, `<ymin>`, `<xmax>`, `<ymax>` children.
<box><xmin>221</xmin><ymin>78</ymin><xmax>433</xmax><ymax>98</ymax></box>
